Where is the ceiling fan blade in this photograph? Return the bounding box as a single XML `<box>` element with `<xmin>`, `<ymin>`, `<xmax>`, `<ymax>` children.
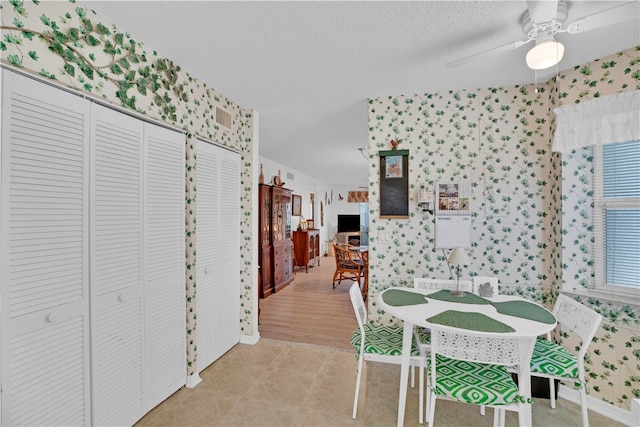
<box><xmin>565</xmin><ymin>1</ymin><xmax>640</xmax><ymax>34</ymax></box>
<box><xmin>445</xmin><ymin>39</ymin><xmax>531</xmax><ymax>68</ymax></box>
<box><xmin>527</xmin><ymin>0</ymin><xmax>559</xmax><ymax>24</ymax></box>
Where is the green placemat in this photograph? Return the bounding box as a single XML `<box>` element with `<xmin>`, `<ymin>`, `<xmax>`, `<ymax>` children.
<box><xmin>427</xmin><ymin>310</ymin><xmax>515</xmax><ymax>333</ymax></box>
<box><xmin>491</xmin><ymin>300</ymin><xmax>556</xmax><ymax>324</ymax></box>
<box><xmin>382</xmin><ymin>289</ymin><xmax>429</xmax><ymax>306</ymax></box>
<box><xmin>426</xmin><ymin>290</ymin><xmax>492</xmax><ymax>305</ymax></box>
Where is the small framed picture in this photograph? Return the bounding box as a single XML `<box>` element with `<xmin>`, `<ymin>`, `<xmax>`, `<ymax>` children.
<box><xmin>292</xmin><ymin>194</ymin><xmax>302</xmax><ymax>216</ymax></box>
<box><xmin>307</xmin><ymin>220</ymin><xmax>314</xmax><ymax>229</ymax></box>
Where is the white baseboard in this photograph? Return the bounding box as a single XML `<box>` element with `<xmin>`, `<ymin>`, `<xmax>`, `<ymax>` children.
<box><xmin>186</xmin><ymin>336</ymin><xmax>258</xmax><ymax>389</ymax></box>
<box><xmin>185</xmin><ymin>372</ymin><xmax>202</xmax><ymax>389</ymax></box>
<box><xmin>240</xmin><ymin>333</ymin><xmax>260</xmax><ymax>345</ymax></box>
<box><xmin>558</xmin><ymin>385</ymin><xmax>636</xmax><ymax>426</ymax></box>
<box><xmin>632</xmin><ymin>399</ymin><xmax>640</xmax><ymax>426</ymax></box>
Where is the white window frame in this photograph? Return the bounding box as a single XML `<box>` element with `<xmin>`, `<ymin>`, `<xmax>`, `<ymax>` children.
<box><xmin>593</xmin><ymin>141</ymin><xmax>640</xmax><ymax>296</ymax></box>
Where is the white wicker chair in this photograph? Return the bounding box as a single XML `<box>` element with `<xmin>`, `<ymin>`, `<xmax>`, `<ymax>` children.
<box><xmin>412</xmin><ymin>278</ymin><xmax>473</xmax><ymax>356</ymax></box>
<box><xmin>348</xmin><ymin>282</ymin><xmax>426</xmax><ymax>423</ymax></box>
<box><xmin>470</xmin><ymin>276</ymin><xmax>500</xmax><ymax>417</ymax></box>
<box><xmin>413</xmin><ymin>277</ymin><xmax>473</xmax><ymax>294</ymax></box>
<box><xmin>427</xmin><ymin>326</ymin><xmax>534</xmax><ymax>427</ymax></box>
<box><xmin>530</xmin><ymin>294</ymin><xmax>603</xmax><ymax>427</ymax></box>
<box><xmin>412</xmin><ymin>278</ymin><xmax>473</xmax><ymax>419</ymax></box>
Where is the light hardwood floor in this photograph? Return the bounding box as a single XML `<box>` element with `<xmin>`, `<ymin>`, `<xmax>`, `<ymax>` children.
<box><xmin>258</xmin><ymin>255</ymin><xmax>358</xmax><ymax>349</ymax></box>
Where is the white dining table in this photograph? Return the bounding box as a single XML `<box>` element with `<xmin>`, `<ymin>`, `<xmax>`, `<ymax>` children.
<box><xmin>377</xmin><ymin>287</ymin><xmax>557</xmax><ymax>427</ymax></box>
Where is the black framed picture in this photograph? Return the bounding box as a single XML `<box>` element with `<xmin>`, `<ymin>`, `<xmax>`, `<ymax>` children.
<box><xmin>379</xmin><ymin>149</ymin><xmax>409</xmax><ymax>218</ymax></box>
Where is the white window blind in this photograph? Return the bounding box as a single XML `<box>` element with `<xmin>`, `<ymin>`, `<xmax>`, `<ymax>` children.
<box><xmin>594</xmin><ymin>139</ymin><xmax>640</xmax><ymax>290</ymax></box>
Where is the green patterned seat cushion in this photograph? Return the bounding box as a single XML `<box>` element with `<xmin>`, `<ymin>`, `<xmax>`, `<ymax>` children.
<box><xmin>530</xmin><ymin>338</ymin><xmax>579</xmax><ymax>379</ymax></box>
<box><xmin>351</xmin><ymin>322</ymin><xmax>420</xmax><ymax>356</ymax></box>
<box><xmin>428</xmin><ymin>355</ymin><xmax>525</xmax><ymax>406</ymax></box>
<box><xmin>415</xmin><ymin>328</ymin><xmax>431</xmax><ymax>345</ymax></box>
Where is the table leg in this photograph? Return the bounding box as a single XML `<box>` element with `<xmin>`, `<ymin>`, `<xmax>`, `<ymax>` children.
<box><xmin>397</xmin><ymin>321</ymin><xmax>413</xmax><ymax>427</ymax></box>
<box><xmin>518</xmin><ymin>339</ymin><xmax>535</xmax><ymax>427</ymax></box>
<box><xmin>517</xmin><ymin>368</ymin><xmax>533</xmax><ymax>426</ymax></box>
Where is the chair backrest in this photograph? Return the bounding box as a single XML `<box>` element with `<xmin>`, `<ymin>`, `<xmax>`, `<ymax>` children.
<box><xmin>430</xmin><ymin>326</ymin><xmax>532</xmax><ymax>367</ymax></box>
<box><xmin>414</xmin><ymin>277</ymin><xmax>472</xmax><ymax>293</ymax></box>
<box><xmin>553</xmin><ymin>294</ymin><xmax>603</xmax><ymax>358</ymax></box>
<box><xmin>335</xmin><ymin>244</ymin><xmax>361</xmax><ymax>268</ymax></box>
<box><xmin>472</xmin><ymin>276</ymin><xmax>499</xmax><ymax>298</ymax></box>
<box><xmin>349</xmin><ymin>282</ymin><xmax>367</xmax><ymax>331</ymax></box>
<box><xmin>334</xmin><ymin>244</ymin><xmax>349</xmax><ymax>265</ymax></box>
<box><xmin>429</xmin><ymin>325</ymin><xmax>535</xmax><ymax>399</ymax></box>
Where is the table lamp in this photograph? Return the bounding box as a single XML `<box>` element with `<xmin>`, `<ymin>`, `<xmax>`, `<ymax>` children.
<box><xmin>447</xmin><ymin>247</ymin><xmax>470</xmax><ymax>297</ymax></box>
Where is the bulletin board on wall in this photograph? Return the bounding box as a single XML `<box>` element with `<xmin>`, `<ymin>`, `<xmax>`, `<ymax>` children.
<box><xmin>379</xmin><ymin>150</ymin><xmax>409</xmax><ymax>219</ymax></box>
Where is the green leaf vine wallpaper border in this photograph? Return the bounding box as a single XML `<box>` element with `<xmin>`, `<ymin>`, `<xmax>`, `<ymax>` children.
<box><xmin>1</xmin><ymin>0</ymin><xmax>256</xmax><ymax>378</ymax></box>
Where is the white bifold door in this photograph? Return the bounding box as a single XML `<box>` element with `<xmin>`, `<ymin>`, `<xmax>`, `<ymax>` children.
<box><xmin>1</xmin><ymin>69</ymin><xmax>92</xmax><ymax>427</ymax></box>
<box><xmin>1</xmin><ymin>70</ymin><xmax>186</xmax><ymax>426</ymax></box>
<box><xmin>194</xmin><ymin>139</ymin><xmax>241</xmax><ymax>372</ymax></box>
<box><xmin>89</xmin><ymin>103</ymin><xmax>186</xmax><ymax>425</ymax></box>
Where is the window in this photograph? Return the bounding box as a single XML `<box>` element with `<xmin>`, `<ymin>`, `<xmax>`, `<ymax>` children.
<box><xmin>594</xmin><ymin>139</ymin><xmax>640</xmax><ymax>292</ymax></box>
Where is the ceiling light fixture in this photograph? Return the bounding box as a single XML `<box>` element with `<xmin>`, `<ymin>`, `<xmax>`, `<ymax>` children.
<box><xmin>526</xmin><ymin>33</ymin><xmax>564</xmax><ymax>70</ymax></box>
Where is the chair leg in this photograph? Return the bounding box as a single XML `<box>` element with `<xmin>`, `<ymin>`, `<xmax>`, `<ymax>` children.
<box><xmin>424</xmin><ymin>381</ymin><xmax>429</xmax><ymax>426</ymax></box>
<box><xmin>493</xmin><ymin>407</ymin><xmax>504</xmax><ymax>427</ymax></box>
<box><xmin>352</xmin><ymin>355</ymin><xmax>364</xmax><ymax>419</ymax></box>
<box><xmin>418</xmin><ymin>361</ymin><xmax>424</xmax><ymax>424</ymax></box>
<box><xmin>580</xmin><ymin>384</ymin><xmax>589</xmax><ymax>427</ymax></box>
<box><xmin>549</xmin><ymin>377</ymin><xmax>556</xmax><ymax>409</ymax></box>
<box><xmin>427</xmin><ymin>390</ymin><xmax>436</xmax><ymax>426</ymax></box>
<box><xmin>411</xmin><ymin>365</ymin><xmax>415</xmax><ymax>388</ymax></box>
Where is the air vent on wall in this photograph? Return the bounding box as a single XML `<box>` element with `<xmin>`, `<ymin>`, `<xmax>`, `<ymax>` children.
<box><xmin>286</xmin><ymin>172</ymin><xmax>294</xmax><ymax>181</ymax></box>
<box><xmin>215</xmin><ymin>107</ymin><xmax>232</xmax><ymax>129</ymax></box>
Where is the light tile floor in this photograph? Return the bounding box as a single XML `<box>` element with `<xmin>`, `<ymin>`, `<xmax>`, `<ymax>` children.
<box><xmin>135</xmin><ymin>338</ymin><xmax>624</xmax><ymax>426</ymax></box>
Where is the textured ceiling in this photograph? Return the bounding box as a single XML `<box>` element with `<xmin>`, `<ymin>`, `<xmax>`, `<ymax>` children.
<box><xmin>88</xmin><ymin>1</ymin><xmax>639</xmax><ymax>187</ymax></box>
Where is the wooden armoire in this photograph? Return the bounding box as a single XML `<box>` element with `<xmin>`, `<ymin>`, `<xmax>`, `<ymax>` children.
<box><xmin>258</xmin><ymin>184</ymin><xmax>294</xmax><ymax>297</ymax></box>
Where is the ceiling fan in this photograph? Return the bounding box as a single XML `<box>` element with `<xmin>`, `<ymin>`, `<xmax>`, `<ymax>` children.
<box><xmin>446</xmin><ymin>0</ymin><xmax>640</xmax><ymax>70</ymax></box>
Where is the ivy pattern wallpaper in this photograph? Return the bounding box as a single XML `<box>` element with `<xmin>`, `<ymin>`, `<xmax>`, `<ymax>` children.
<box><xmin>1</xmin><ymin>0</ymin><xmax>255</xmax><ymax>378</ymax></box>
<box><xmin>367</xmin><ymin>50</ymin><xmax>639</xmax><ymax>410</ymax></box>
<box><xmin>2</xmin><ymin>0</ymin><xmax>638</xmax><ymax>414</ymax></box>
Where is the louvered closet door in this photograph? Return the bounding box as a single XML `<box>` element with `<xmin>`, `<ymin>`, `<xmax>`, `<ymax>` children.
<box><xmin>195</xmin><ymin>140</ymin><xmax>241</xmax><ymax>371</ymax></box>
<box><xmin>214</xmin><ymin>148</ymin><xmax>241</xmax><ymax>354</ymax></box>
<box><xmin>143</xmin><ymin>123</ymin><xmax>186</xmax><ymax>409</ymax></box>
<box><xmin>89</xmin><ymin>103</ymin><xmax>145</xmax><ymax>426</ymax></box>
<box><xmin>1</xmin><ymin>72</ymin><xmax>91</xmax><ymax>426</ymax></box>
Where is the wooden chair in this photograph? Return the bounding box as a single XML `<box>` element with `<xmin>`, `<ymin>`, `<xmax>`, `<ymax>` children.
<box><xmin>359</xmin><ymin>249</ymin><xmax>369</xmax><ymax>297</ymax></box>
<box><xmin>332</xmin><ymin>244</ymin><xmax>364</xmax><ymax>291</ymax></box>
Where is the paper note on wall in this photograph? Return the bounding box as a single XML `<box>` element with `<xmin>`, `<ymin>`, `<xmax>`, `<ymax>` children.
<box><xmin>435</xmin><ymin>215</ymin><xmax>472</xmax><ymax>249</ymax></box>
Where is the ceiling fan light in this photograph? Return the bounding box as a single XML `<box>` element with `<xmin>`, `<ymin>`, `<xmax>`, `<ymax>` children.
<box><xmin>526</xmin><ymin>40</ymin><xmax>565</xmax><ymax>70</ymax></box>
